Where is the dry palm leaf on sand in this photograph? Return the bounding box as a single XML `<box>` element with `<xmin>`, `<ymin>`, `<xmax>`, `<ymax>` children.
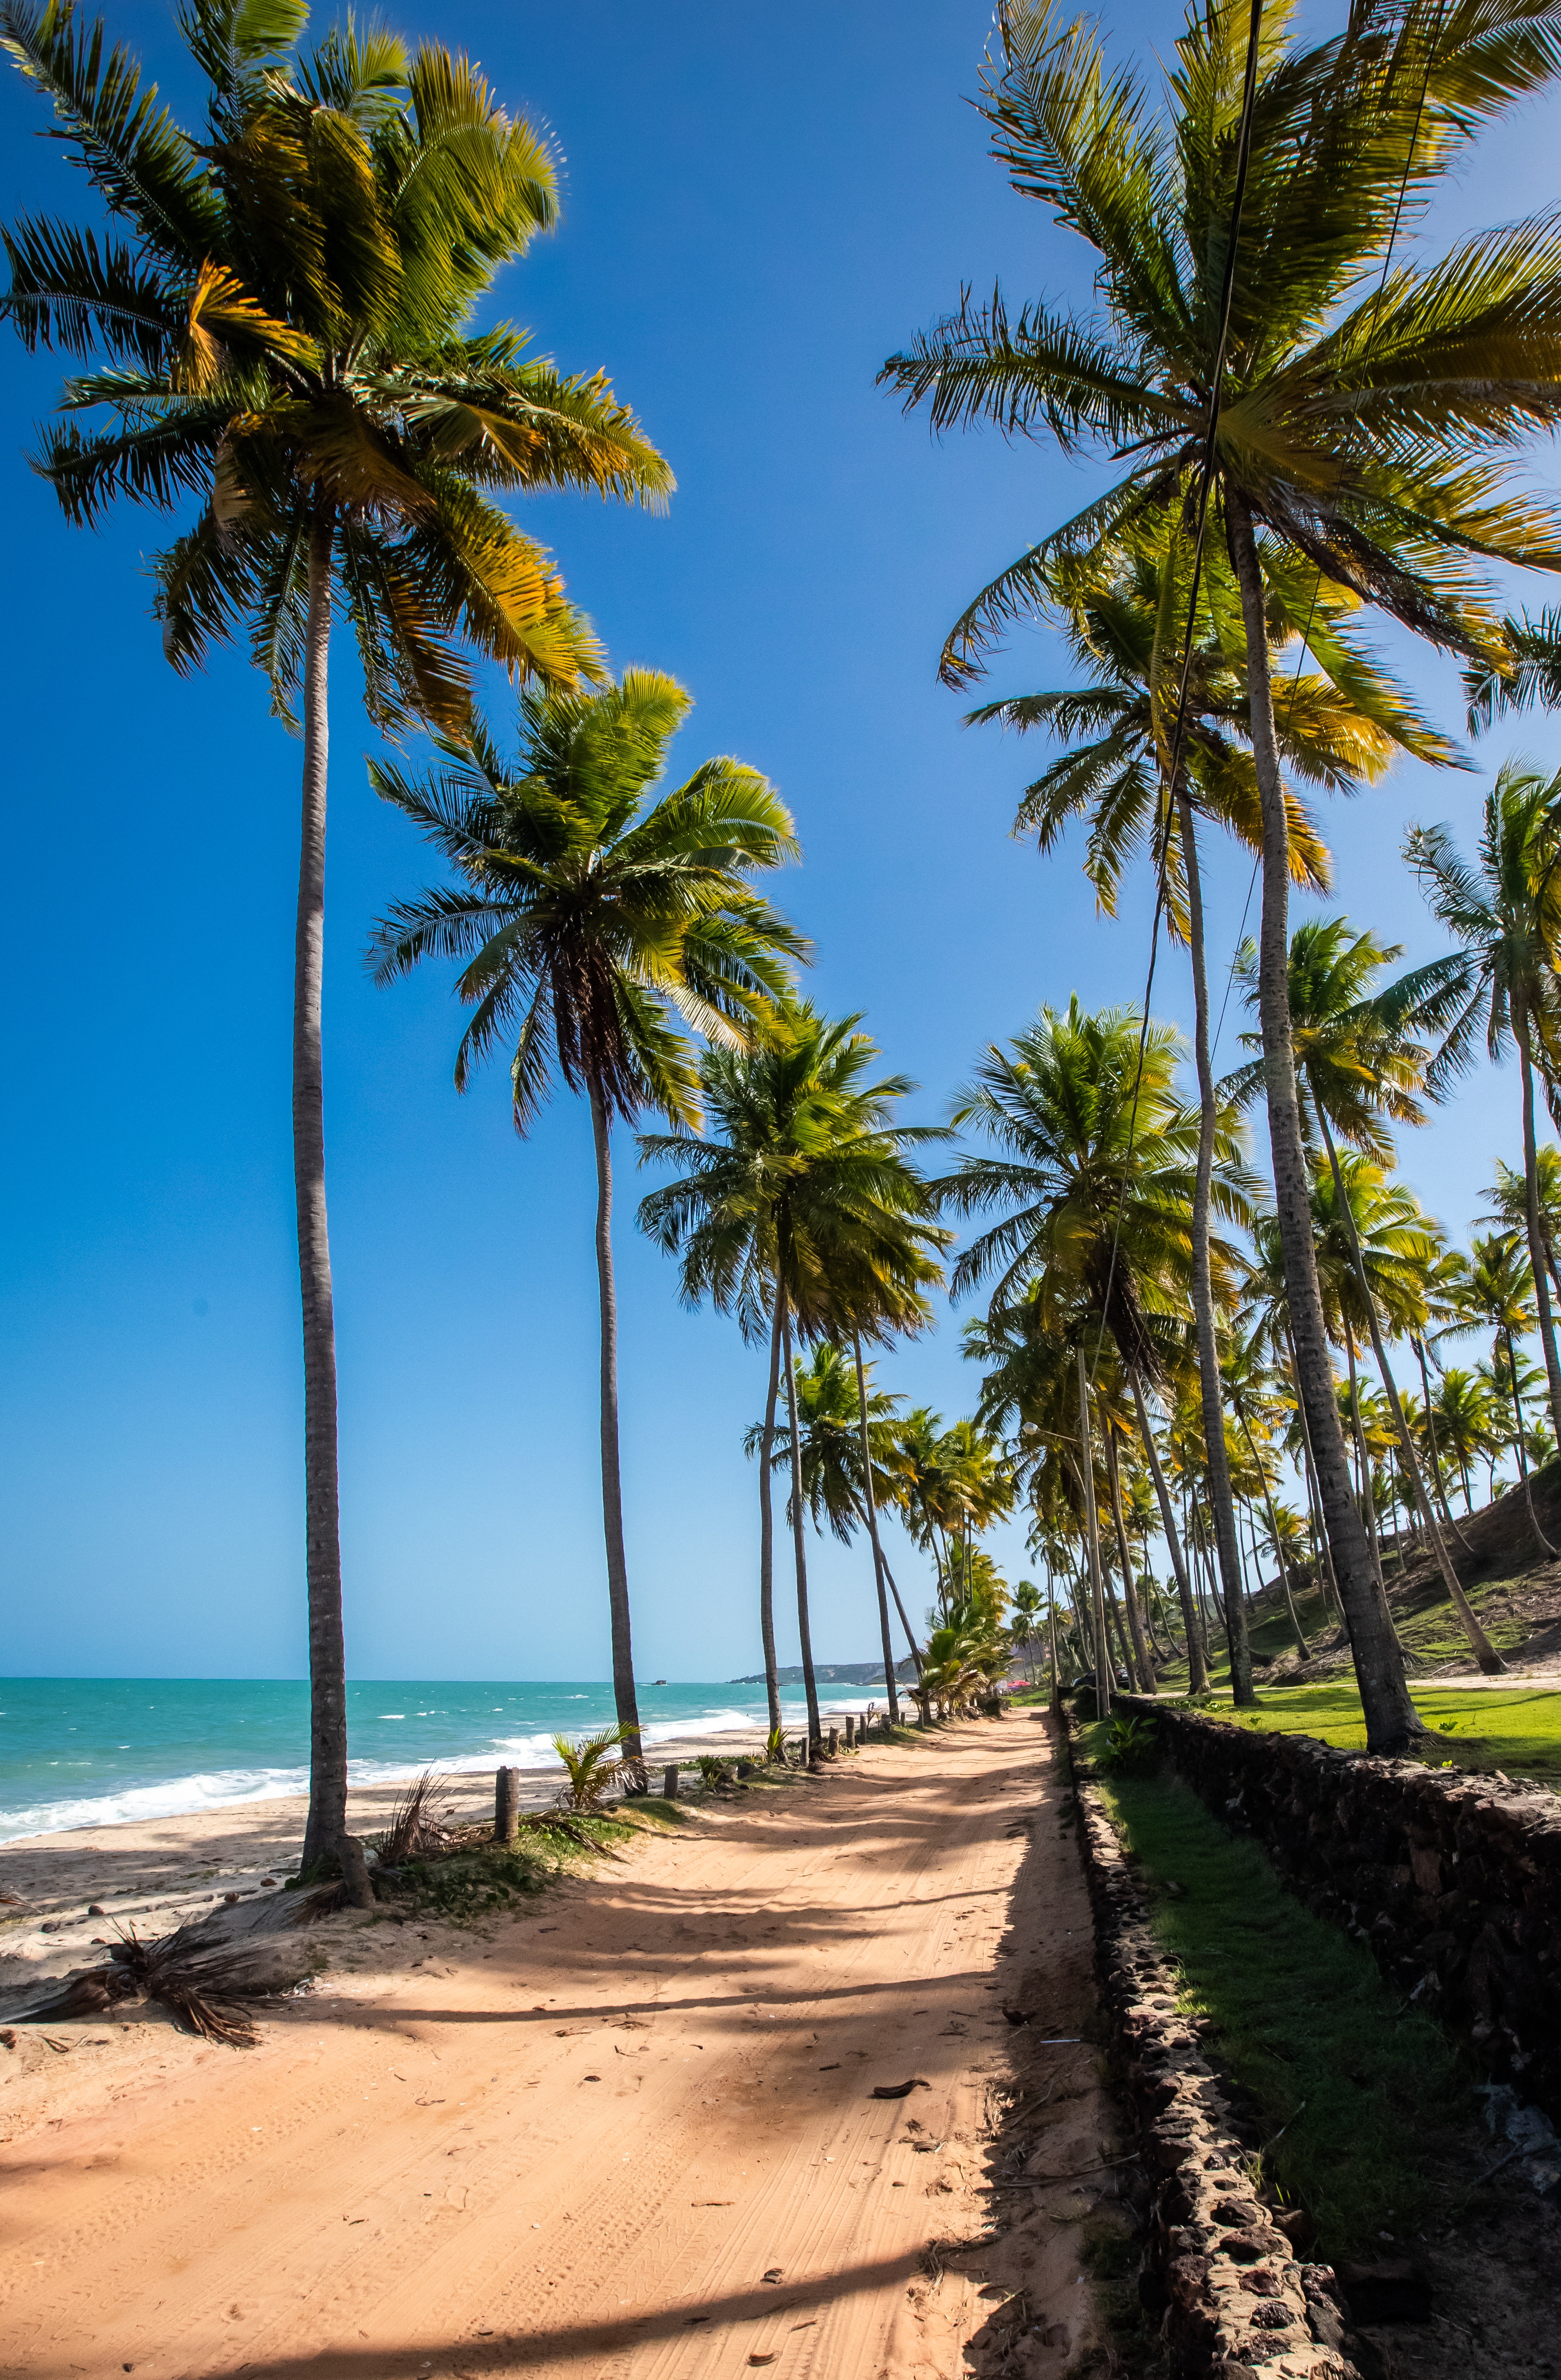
<box><xmin>0</xmin><ymin>1890</ymin><xmax>334</xmax><ymax>2047</ymax></box>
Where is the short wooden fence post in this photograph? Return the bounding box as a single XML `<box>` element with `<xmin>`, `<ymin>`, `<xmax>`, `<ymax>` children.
<box><xmin>495</xmin><ymin>1766</ymin><xmax>520</xmax><ymax>1844</ymax></box>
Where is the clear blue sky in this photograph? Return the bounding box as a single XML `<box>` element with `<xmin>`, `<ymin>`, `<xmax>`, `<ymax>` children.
<box><xmin>4</xmin><ymin>0</ymin><xmax>1561</xmax><ymax>1682</ymax></box>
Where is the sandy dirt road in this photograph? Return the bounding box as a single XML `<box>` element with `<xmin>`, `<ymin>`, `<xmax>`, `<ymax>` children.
<box><xmin>0</xmin><ymin>1719</ymin><xmax>1108</xmax><ymax>2380</ymax></box>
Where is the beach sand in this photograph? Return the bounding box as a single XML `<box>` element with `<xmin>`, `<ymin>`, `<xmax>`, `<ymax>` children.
<box><xmin>0</xmin><ymin>1715</ymin><xmax>1107</xmax><ymax>2379</ymax></box>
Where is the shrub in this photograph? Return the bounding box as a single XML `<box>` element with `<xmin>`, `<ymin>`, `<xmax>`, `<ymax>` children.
<box><xmin>552</xmin><ymin>1726</ymin><xmax>629</xmax><ymax>1810</ymax></box>
<box><xmin>1097</xmin><ymin>1714</ymin><xmax>1159</xmax><ymax>1776</ymax></box>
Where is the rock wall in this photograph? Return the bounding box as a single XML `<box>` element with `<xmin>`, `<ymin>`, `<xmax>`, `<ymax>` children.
<box><xmin>1146</xmin><ymin>1706</ymin><xmax>1561</xmax><ymax>2123</ymax></box>
<box><xmin>1071</xmin><ymin>1763</ymin><xmax>1366</xmax><ymax>2376</ymax></box>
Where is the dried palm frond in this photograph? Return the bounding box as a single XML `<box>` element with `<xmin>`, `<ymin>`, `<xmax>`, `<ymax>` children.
<box><xmin>377</xmin><ymin>1769</ymin><xmax>453</xmax><ymax>1867</ymax></box>
<box><xmin>115</xmin><ymin>1928</ymin><xmax>261</xmax><ymax>2048</ymax></box>
<box><xmin>0</xmin><ymin>1892</ymin><xmax>322</xmax><ymax>2047</ymax></box>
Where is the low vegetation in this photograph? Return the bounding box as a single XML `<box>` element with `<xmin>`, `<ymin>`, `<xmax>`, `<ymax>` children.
<box><xmin>1179</xmin><ymin>1682</ymin><xmax>1561</xmax><ymax>1781</ymax></box>
<box><xmin>1082</xmin><ymin>1721</ymin><xmax>1465</xmax><ymax>2260</ymax></box>
<box><xmin>373</xmin><ymin>1799</ymin><xmax>686</xmax><ymax>1922</ymax></box>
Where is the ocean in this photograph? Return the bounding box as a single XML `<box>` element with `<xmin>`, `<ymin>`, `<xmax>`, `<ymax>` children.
<box><xmin>0</xmin><ymin>1677</ymin><xmax>887</xmax><ymax>1845</ymax></box>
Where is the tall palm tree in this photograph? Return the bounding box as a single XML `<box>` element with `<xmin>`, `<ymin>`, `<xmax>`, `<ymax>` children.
<box><xmin>1011</xmin><ymin>1578</ymin><xmax>1044</xmax><ymax>1680</ymax></box>
<box><xmin>1419</xmin><ymin>1368</ymin><xmax>1500</xmax><ymax>1516</ymax></box>
<box><xmin>1217</xmin><ymin>1322</ymin><xmax>1310</xmax><ymax>1661</ymax></box>
<box><xmin>1228</xmin><ymin>918</ymin><xmax>1506</xmax><ymax>1670</ymax></box>
<box><xmin>942</xmin><ymin>995</ymin><xmax>1255</xmax><ymax>1690</ymax></box>
<box><xmin>1443</xmin><ymin>1231</ymin><xmax>1556</xmax><ymax>1556</ymax></box>
<box><xmin>1</xmin><ymin>0</ymin><xmax>671</xmax><ymax>1864</ymax></box>
<box><xmin>1409</xmin><ymin>765</ymin><xmax>1561</xmax><ymax>1449</ymax></box>
<box><xmin>966</xmin><ymin>523</ymin><xmax>1451</xmax><ymax>1689</ymax></box>
<box><xmin>1483</xmin><ymin>1151</ymin><xmax>1561</xmax><ymax>1304</ymax></box>
<box><xmin>745</xmin><ymin>1340</ymin><xmax>921</xmax><ymax>1699</ymax></box>
<box><xmin>637</xmin><ymin>1001</ymin><xmax>946</xmax><ymax>1751</ymax></box>
<box><xmin>368</xmin><ymin>673</ymin><xmax>801</xmax><ymax>1774</ymax></box>
<box><xmin>883</xmin><ymin>0</ymin><xmax>1561</xmax><ymax>1746</ymax></box>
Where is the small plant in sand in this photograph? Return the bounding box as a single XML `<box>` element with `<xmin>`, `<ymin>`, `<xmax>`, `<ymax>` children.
<box><xmin>552</xmin><ymin>1727</ymin><xmax>629</xmax><ymax>1811</ymax></box>
<box><xmin>694</xmin><ymin>1753</ymin><xmax>734</xmax><ymax>1788</ymax></box>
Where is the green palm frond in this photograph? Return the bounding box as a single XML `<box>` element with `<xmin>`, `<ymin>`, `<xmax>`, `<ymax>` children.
<box><xmin>0</xmin><ymin>0</ymin><xmax>222</xmax><ymax>261</ymax></box>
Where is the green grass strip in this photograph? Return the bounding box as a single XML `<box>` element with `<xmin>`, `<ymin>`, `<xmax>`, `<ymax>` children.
<box><xmin>1084</xmin><ymin>1730</ymin><xmax>1464</xmax><ymax>2261</ymax></box>
<box><xmin>1151</xmin><ymin>1680</ymin><xmax>1561</xmax><ymax>1779</ymax></box>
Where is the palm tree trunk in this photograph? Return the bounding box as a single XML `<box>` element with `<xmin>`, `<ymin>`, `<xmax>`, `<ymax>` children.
<box><xmin>1187</xmin><ymin>1492</ymin><xmax>1226</xmax><ymax>1660</ymax></box>
<box><xmin>1129</xmin><ymin>1369</ymin><xmax>1208</xmax><ymax>1691</ymax></box>
<box><xmin>1343</xmin><ymin>1332</ymin><xmax>1388</xmax><ymax>1594</ymax></box>
<box><xmin>588</xmin><ymin>1079</ymin><xmax>644</xmax><ymax>1779</ymax></box>
<box><xmin>1515</xmin><ymin>995</ymin><xmax>1561</xmax><ymax>1443</ymax></box>
<box><xmin>1076</xmin><ymin>1350</ymin><xmax>1111</xmax><ymax>1717</ymax></box>
<box><xmin>1105</xmin><ymin>1427</ymin><xmax>1156</xmax><ymax>1691</ymax></box>
<box><xmin>757</xmin><ymin>1295</ymin><xmax>785</xmax><ymax>1745</ymax></box>
<box><xmin>782</xmin><ymin>1305</ymin><xmax>822</xmax><ymax>1751</ymax></box>
<box><xmin>1315</xmin><ymin>1110</ymin><xmax>1506</xmax><ymax>1670</ymax></box>
<box><xmin>1414</xmin><ymin>1335</ymin><xmax>1472</xmax><ymax>1549</ymax></box>
<box><xmin>1235</xmin><ymin>1405</ymin><xmax>1309</xmax><ymax>1659</ymax></box>
<box><xmin>877</xmin><ymin>1548</ymin><xmax>925</xmax><ymax>1679</ymax></box>
<box><xmin>1178</xmin><ymin>790</ymin><xmax>1254</xmax><ymax>1701</ymax></box>
<box><xmin>1227</xmin><ymin>486</ymin><xmax>1421</xmax><ymax>1750</ymax></box>
<box><xmin>1103</xmin><ymin>1561</ymin><xmax>1135</xmax><ymax>1685</ymax></box>
<box><xmin>1287</xmin><ymin>1328</ymin><xmax>1345</xmax><ymax>1624</ymax></box>
<box><xmin>1506</xmin><ymin>1324</ymin><xmax>1556</xmax><ymax>1559</ymax></box>
<box><xmin>296</xmin><ymin>512</ymin><xmax>348</xmax><ymax>1877</ymax></box>
<box><xmin>852</xmin><ymin>1333</ymin><xmax>901</xmax><ymax>1723</ymax></box>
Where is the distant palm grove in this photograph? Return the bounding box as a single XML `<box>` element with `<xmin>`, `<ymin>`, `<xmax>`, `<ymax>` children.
<box><xmin>13</xmin><ymin>0</ymin><xmax>1561</xmax><ymax>1855</ymax></box>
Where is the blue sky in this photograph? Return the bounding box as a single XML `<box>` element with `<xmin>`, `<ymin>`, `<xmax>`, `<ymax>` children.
<box><xmin>4</xmin><ymin>0</ymin><xmax>1561</xmax><ymax>1683</ymax></box>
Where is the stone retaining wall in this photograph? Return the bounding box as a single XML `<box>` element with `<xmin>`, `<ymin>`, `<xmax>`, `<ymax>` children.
<box><xmin>1140</xmin><ymin>1706</ymin><xmax>1561</xmax><ymax>2123</ymax></box>
<box><xmin>1071</xmin><ymin>1759</ymin><xmax>1366</xmax><ymax>2376</ymax></box>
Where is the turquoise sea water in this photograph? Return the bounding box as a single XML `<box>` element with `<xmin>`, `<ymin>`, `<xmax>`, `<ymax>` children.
<box><xmin>0</xmin><ymin>1677</ymin><xmax>883</xmax><ymax>1844</ymax></box>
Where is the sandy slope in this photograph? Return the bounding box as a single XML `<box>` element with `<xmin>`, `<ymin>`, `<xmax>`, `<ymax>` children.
<box><xmin>0</xmin><ymin>1719</ymin><xmax>1108</xmax><ymax>2380</ymax></box>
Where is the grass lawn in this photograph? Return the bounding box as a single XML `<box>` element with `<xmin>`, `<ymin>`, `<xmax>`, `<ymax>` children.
<box><xmin>1082</xmin><ymin>1724</ymin><xmax>1465</xmax><ymax>2258</ymax></box>
<box><xmin>1146</xmin><ymin>1681</ymin><xmax>1561</xmax><ymax>1779</ymax></box>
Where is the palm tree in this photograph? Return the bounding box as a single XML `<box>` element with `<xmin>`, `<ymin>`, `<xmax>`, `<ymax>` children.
<box><xmin>1483</xmin><ymin>1151</ymin><xmax>1561</xmax><ymax>1304</ymax></box>
<box><xmin>967</xmin><ymin>523</ymin><xmax>1450</xmax><ymax>1684</ymax></box>
<box><xmin>1444</xmin><ymin>1231</ymin><xmax>1556</xmax><ymax>1557</ymax></box>
<box><xmin>883</xmin><ymin>0</ymin><xmax>1561</xmax><ymax>1746</ymax></box>
<box><xmin>368</xmin><ymin>674</ymin><xmax>801</xmax><ymax>1775</ymax></box>
<box><xmin>1011</xmin><ymin>1579</ymin><xmax>1044</xmax><ymax>1681</ymax></box>
<box><xmin>638</xmin><ymin>1001</ymin><xmax>946</xmax><ymax>1751</ymax></box>
<box><xmin>1219</xmin><ymin>1322</ymin><xmax>1310</xmax><ymax>1661</ymax></box>
<box><xmin>1408</xmin><ymin>765</ymin><xmax>1561</xmax><ymax>1446</ymax></box>
<box><xmin>942</xmin><ymin>995</ymin><xmax>1254</xmax><ymax>1691</ymax></box>
<box><xmin>1</xmin><ymin>0</ymin><xmax>671</xmax><ymax>1864</ymax></box>
<box><xmin>1227</xmin><ymin>917</ymin><xmax>1507</xmax><ymax>1670</ymax></box>
<box><xmin>746</xmin><ymin>1341</ymin><xmax>921</xmax><ymax>1703</ymax></box>
<box><xmin>1420</xmin><ymin>1368</ymin><xmax>1500</xmax><ymax>1516</ymax></box>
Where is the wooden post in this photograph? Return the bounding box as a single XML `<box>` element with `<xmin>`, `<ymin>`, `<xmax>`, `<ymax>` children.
<box><xmin>339</xmin><ymin>1834</ymin><xmax>376</xmax><ymax>1908</ymax></box>
<box><xmin>827</xmin><ymin>1725</ymin><xmax>839</xmax><ymax>1757</ymax></box>
<box><xmin>662</xmin><ymin>1763</ymin><xmax>679</xmax><ymax>1800</ymax></box>
<box><xmin>495</xmin><ymin>1766</ymin><xmax>520</xmax><ymax>1844</ymax></box>
<box><xmin>844</xmin><ymin>1715</ymin><xmax>856</xmax><ymax>1749</ymax></box>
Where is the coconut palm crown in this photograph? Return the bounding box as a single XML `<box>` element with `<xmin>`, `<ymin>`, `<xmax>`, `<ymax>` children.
<box><xmin>369</xmin><ymin>672</ymin><xmax>803</xmax><ymax>1774</ymax></box>
<box><xmin>0</xmin><ymin>0</ymin><xmax>674</xmax><ymax>1865</ymax></box>
<box><xmin>879</xmin><ymin>0</ymin><xmax>1561</xmax><ymax>1747</ymax></box>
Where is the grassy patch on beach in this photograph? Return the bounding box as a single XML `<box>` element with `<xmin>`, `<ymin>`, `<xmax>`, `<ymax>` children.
<box><xmin>1149</xmin><ymin>1680</ymin><xmax>1561</xmax><ymax>1779</ymax></box>
<box><xmin>1082</xmin><ymin>1724</ymin><xmax>1464</xmax><ymax>2261</ymax></box>
<box><xmin>376</xmin><ymin>1800</ymin><xmax>686</xmax><ymax>1920</ymax></box>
